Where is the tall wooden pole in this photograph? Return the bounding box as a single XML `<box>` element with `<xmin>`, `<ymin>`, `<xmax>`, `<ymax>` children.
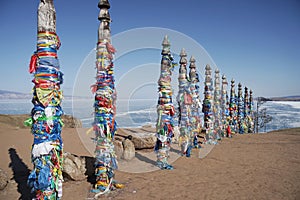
<box><xmin>237</xmin><ymin>83</ymin><xmax>244</xmax><ymax>134</ymax></box>
<box><xmin>188</xmin><ymin>56</ymin><xmax>202</xmax><ymax>148</ymax></box>
<box><xmin>213</xmin><ymin>69</ymin><xmax>221</xmax><ymax>139</ymax></box>
<box><xmin>229</xmin><ymin>79</ymin><xmax>237</xmax><ymax>134</ymax></box>
<box><xmin>202</xmin><ymin>64</ymin><xmax>216</xmax><ymax>144</ymax></box>
<box><xmin>155</xmin><ymin>35</ymin><xmax>176</xmax><ymax>169</ymax></box>
<box><xmin>249</xmin><ymin>89</ymin><xmax>254</xmax><ymax>133</ymax></box>
<box><xmin>221</xmin><ymin>74</ymin><xmax>229</xmax><ymax>137</ymax></box>
<box><xmin>243</xmin><ymin>86</ymin><xmax>249</xmax><ymax>133</ymax></box>
<box><xmin>91</xmin><ymin>0</ymin><xmax>118</xmax><ymax>195</ymax></box>
<box><xmin>27</xmin><ymin>0</ymin><xmax>64</xmax><ymax>198</ymax></box>
<box><xmin>177</xmin><ymin>49</ymin><xmax>192</xmax><ymax>156</ymax></box>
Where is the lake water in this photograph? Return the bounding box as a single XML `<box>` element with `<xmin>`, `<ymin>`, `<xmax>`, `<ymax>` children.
<box><xmin>0</xmin><ymin>98</ymin><xmax>299</xmax><ymax>132</ymax></box>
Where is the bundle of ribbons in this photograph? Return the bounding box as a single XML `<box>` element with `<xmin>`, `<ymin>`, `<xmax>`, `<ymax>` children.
<box><xmin>221</xmin><ymin>75</ymin><xmax>230</xmax><ymax>137</ymax></box>
<box><xmin>229</xmin><ymin>79</ymin><xmax>238</xmax><ymax>134</ymax></box>
<box><xmin>90</xmin><ymin>0</ymin><xmax>120</xmax><ymax>196</ymax></box>
<box><xmin>243</xmin><ymin>87</ymin><xmax>251</xmax><ymax>133</ymax></box>
<box><xmin>155</xmin><ymin>36</ymin><xmax>176</xmax><ymax>170</ymax></box>
<box><xmin>25</xmin><ymin>1</ymin><xmax>64</xmax><ymax>199</ymax></box>
<box><xmin>237</xmin><ymin>83</ymin><xmax>245</xmax><ymax>134</ymax></box>
<box><xmin>248</xmin><ymin>89</ymin><xmax>255</xmax><ymax>133</ymax></box>
<box><xmin>188</xmin><ymin>56</ymin><xmax>202</xmax><ymax>148</ymax></box>
<box><xmin>177</xmin><ymin>49</ymin><xmax>192</xmax><ymax>157</ymax></box>
<box><xmin>91</xmin><ymin>39</ymin><xmax>118</xmax><ymax>194</ymax></box>
<box><xmin>244</xmin><ymin>87</ymin><xmax>254</xmax><ymax>133</ymax></box>
<box><xmin>213</xmin><ymin>69</ymin><xmax>222</xmax><ymax>140</ymax></box>
<box><xmin>202</xmin><ymin>64</ymin><xmax>217</xmax><ymax>144</ymax></box>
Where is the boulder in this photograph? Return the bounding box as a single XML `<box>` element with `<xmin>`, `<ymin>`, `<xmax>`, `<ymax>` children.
<box><xmin>131</xmin><ymin>132</ymin><xmax>156</xmax><ymax>149</ymax></box>
<box><xmin>0</xmin><ymin>168</ymin><xmax>8</xmax><ymax>190</ymax></box>
<box><xmin>117</xmin><ymin>128</ymin><xmax>157</xmax><ymax>149</ymax></box>
<box><xmin>63</xmin><ymin>152</ymin><xmax>86</xmax><ymax>181</ymax></box>
<box><xmin>122</xmin><ymin>139</ymin><xmax>135</xmax><ymax>160</ymax></box>
<box><xmin>113</xmin><ymin>139</ymin><xmax>124</xmax><ymax>160</ymax></box>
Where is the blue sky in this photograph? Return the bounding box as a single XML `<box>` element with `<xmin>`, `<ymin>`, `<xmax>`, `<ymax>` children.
<box><xmin>0</xmin><ymin>0</ymin><xmax>299</xmax><ymax>98</ymax></box>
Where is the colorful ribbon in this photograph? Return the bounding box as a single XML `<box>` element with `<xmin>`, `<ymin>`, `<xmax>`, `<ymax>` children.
<box><xmin>155</xmin><ymin>36</ymin><xmax>176</xmax><ymax>170</ymax></box>
<box><xmin>26</xmin><ymin>1</ymin><xmax>64</xmax><ymax>199</ymax></box>
<box><xmin>229</xmin><ymin>79</ymin><xmax>238</xmax><ymax>134</ymax></box>
<box><xmin>202</xmin><ymin>65</ymin><xmax>217</xmax><ymax>144</ymax></box>
<box><xmin>91</xmin><ymin>1</ymin><xmax>120</xmax><ymax>196</ymax></box>
<box><xmin>188</xmin><ymin>56</ymin><xmax>202</xmax><ymax>148</ymax></box>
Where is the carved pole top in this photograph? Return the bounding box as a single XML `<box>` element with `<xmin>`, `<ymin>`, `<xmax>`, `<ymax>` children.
<box><xmin>179</xmin><ymin>48</ymin><xmax>187</xmax><ymax>65</ymax></box>
<box><xmin>205</xmin><ymin>64</ymin><xmax>211</xmax><ymax>71</ymax></box>
<box><xmin>38</xmin><ymin>0</ymin><xmax>56</xmax><ymax>32</ymax></box>
<box><xmin>222</xmin><ymin>74</ymin><xmax>227</xmax><ymax>80</ymax></box>
<box><xmin>98</xmin><ymin>0</ymin><xmax>110</xmax><ymax>9</ymax></box>
<box><xmin>180</xmin><ymin>48</ymin><xmax>187</xmax><ymax>57</ymax></box>
<box><xmin>98</xmin><ymin>0</ymin><xmax>111</xmax><ymax>21</ymax></box>
<box><xmin>162</xmin><ymin>35</ymin><xmax>170</xmax><ymax>47</ymax></box>
<box><xmin>161</xmin><ymin>35</ymin><xmax>170</xmax><ymax>55</ymax></box>
<box><xmin>189</xmin><ymin>56</ymin><xmax>196</xmax><ymax>68</ymax></box>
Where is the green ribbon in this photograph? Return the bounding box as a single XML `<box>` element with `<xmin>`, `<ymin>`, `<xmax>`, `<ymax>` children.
<box><xmin>24</xmin><ymin>116</ymin><xmax>64</xmax><ymax>127</ymax></box>
<box><xmin>24</xmin><ymin>118</ymin><xmax>33</xmax><ymax>127</ymax></box>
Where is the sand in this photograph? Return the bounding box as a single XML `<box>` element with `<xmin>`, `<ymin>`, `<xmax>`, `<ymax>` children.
<box><xmin>0</xmin><ymin>121</ymin><xmax>299</xmax><ymax>200</ymax></box>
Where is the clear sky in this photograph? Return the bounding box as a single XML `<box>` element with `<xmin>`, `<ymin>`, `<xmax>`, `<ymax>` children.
<box><xmin>0</xmin><ymin>0</ymin><xmax>299</xmax><ymax>98</ymax></box>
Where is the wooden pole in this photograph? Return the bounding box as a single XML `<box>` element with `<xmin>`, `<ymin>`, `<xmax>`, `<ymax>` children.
<box><xmin>92</xmin><ymin>0</ymin><xmax>118</xmax><ymax>195</ymax></box>
<box><xmin>27</xmin><ymin>0</ymin><xmax>64</xmax><ymax>198</ymax></box>
<box><xmin>155</xmin><ymin>36</ymin><xmax>176</xmax><ymax>170</ymax></box>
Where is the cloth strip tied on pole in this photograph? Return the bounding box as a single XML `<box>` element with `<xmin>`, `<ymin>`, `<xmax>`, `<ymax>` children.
<box><xmin>188</xmin><ymin>56</ymin><xmax>202</xmax><ymax>148</ymax></box>
<box><xmin>91</xmin><ymin>0</ymin><xmax>122</xmax><ymax>197</ymax></box>
<box><xmin>202</xmin><ymin>64</ymin><xmax>217</xmax><ymax>144</ymax></box>
<box><xmin>177</xmin><ymin>49</ymin><xmax>192</xmax><ymax>157</ymax></box>
<box><xmin>155</xmin><ymin>35</ymin><xmax>177</xmax><ymax>170</ymax></box>
<box><xmin>26</xmin><ymin>0</ymin><xmax>64</xmax><ymax>199</ymax></box>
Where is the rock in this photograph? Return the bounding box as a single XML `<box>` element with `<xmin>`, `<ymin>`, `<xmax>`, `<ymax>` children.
<box><xmin>113</xmin><ymin>139</ymin><xmax>124</xmax><ymax>160</ymax></box>
<box><xmin>122</xmin><ymin>139</ymin><xmax>135</xmax><ymax>160</ymax></box>
<box><xmin>63</xmin><ymin>152</ymin><xmax>86</xmax><ymax>181</ymax></box>
<box><xmin>131</xmin><ymin>132</ymin><xmax>156</xmax><ymax>149</ymax></box>
<box><xmin>0</xmin><ymin>168</ymin><xmax>8</xmax><ymax>190</ymax></box>
<box><xmin>117</xmin><ymin>128</ymin><xmax>157</xmax><ymax>149</ymax></box>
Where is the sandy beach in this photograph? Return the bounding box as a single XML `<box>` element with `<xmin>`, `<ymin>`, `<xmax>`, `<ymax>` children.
<box><xmin>0</xmin><ymin>120</ymin><xmax>299</xmax><ymax>200</ymax></box>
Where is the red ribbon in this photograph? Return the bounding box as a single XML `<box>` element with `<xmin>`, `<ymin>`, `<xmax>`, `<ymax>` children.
<box><xmin>29</xmin><ymin>54</ymin><xmax>38</xmax><ymax>73</ymax></box>
<box><xmin>90</xmin><ymin>84</ymin><xmax>97</xmax><ymax>94</ymax></box>
<box><xmin>106</xmin><ymin>43</ymin><xmax>116</xmax><ymax>53</ymax></box>
<box><xmin>37</xmin><ymin>52</ymin><xmax>57</xmax><ymax>57</ymax></box>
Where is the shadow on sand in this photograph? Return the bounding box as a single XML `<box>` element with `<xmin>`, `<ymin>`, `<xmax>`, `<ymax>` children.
<box><xmin>8</xmin><ymin>148</ymin><xmax>33</xmax><ymax>200</ymax></box>
<box><xmin>170</xmin><ymin>147</ymin><xmax>181</xmax><ymax>154</ymax></box>
<box><xmin>84</xmin><ymin>156</ymin><xmax>96</xmax><ymax>185</ymax></box>
<box><xmin>135</xmin><ymin>152</ymin><xmax>157</xmax><ymax>166</ymax></box>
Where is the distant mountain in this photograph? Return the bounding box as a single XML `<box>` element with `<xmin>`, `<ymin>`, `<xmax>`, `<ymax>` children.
<box><xmin>269</xmin><ymin>95</ymin><xmax>300</xmax><ymax>101</ymax></box>
<box><xmin>0</xmin><ymin>90</ymin><xmax>31</xmax><ymax>99</ymax></box>
<box><xmin>0</xmin><ymin>90</ymin><xmax>24</xmax><ymax>95</ymax></box>
<box><xmin>256</xmin><ymin>95</ymin><xmax>300</xmax><ymax>102</ymax></box>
